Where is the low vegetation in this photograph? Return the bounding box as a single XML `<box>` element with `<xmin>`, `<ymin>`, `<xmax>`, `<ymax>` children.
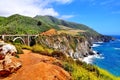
<box><xmin>63</xmin><ymin>59</ymin><xmax>119</xmax><ymax>80</ymax></box>
<box><xmin>31</xmin><ymin>44</ymin><xmax>53</xmax><ymax>56</ymax></box>
<box><xmin>14</xmin><ymin>44</ymin><xmax>24</xmax><ymax>54</ymax></box>
<box><xmin>21</xmin><ymin>45</ymin><xmax>32</xmax><ymax>50</ymax></box>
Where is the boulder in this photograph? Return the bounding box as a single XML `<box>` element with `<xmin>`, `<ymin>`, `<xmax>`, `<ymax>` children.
<box><xmin>0</xmin><ymin>41</ymin><xmax>22</xmax><ymax>77</ymax></box>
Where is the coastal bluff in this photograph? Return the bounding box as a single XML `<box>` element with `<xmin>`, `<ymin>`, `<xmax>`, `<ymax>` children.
<box><xmin>2</xmin><ymin>50</ymin><xmax>71</xmax><ymax>80</ymax></box>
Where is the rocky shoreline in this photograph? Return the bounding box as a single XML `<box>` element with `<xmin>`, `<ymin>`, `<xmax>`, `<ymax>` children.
<box><xmin>36</xmin><ymin>33</ymin><xmax>113</xmax><ymax>62</ymax></box>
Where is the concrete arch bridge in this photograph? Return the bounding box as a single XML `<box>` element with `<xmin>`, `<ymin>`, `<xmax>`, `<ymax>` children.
<box><xmin>0</xmin><ymin>35</ymin><xmax>38</xmax><ymax>46</ymax></box>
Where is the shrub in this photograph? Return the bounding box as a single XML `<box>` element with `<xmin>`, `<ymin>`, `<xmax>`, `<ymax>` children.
<box><xmin>63</xmin><ymin>62</ymin><xmax>74</xmax><ymax>72</ymax></box>
<box><xmin>45</xmin><ymin>48</ymin><xmax>53</xmax><ymax>54</ymax></box>
<box><xmin>75</xmin><ymin>60</ymin><xmax>100</xmax><ymax>77</ymax></box>
<box><xmin>15</xmin><ymin>45</ymin><xmax>24</xmax><ymax>54</ymax></box>
<box><xmin>32</xmin><ymin>44</ymin><xmax>44</xmax><ymax>53</ymax></box>
<box><xmin>21</xmin><ymin>45</ymin><xmax>32</xmax><ymax>50</ymax></box>
<box><xmin>51</xmin><ymin>51</ymin><xmax>67</xmax><ymax>60</ymax></box>
<box><xmin>32</xmin><ymin>44</ymin><xmax>52</xmax><ymax>56</ymax></box>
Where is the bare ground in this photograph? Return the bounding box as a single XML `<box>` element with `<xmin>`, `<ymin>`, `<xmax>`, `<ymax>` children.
<box><xmin>1</xmin><ymin>50</ymin><xmax>71</xmax><ymax>80</ymax></box>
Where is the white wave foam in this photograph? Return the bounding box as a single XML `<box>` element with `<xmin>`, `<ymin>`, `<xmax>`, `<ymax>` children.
<box><xmin>114</xmin><ymin>48</ymin><xmax>120</xmax><ymax>50</ymax></box>
<box><xmin>82</xmin><ymin>55</ymin><xmax>94</xmax><ymax>64</ymax></box>
<box><xmin>95</xmin><ymin>42</ymin><xmax>104</xmax><ymax>44</ymax></box>
<box><xmin>93</xmin><ymin>50</ymin><xmax>97</xmax><ymax>54</ymax></box>
<box><xmin>92</xmin><ymin>44</ymin><xmax>101</xmax><ymax>47</ymax></box>
<box><xmin>82</xmin><ymin>53</ymin><xmax>104</xmax><ymax>64</ymax></box>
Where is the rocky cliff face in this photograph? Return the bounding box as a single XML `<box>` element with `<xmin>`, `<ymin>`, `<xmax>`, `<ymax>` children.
<box><xmin>81</xmin><ymin>32</ymin><xmax>114</xmax><ymax>44</ymax></box>
<box><xmin>36</xmin><ymin>33</ymin><xmax>94</xmax><ymax>60</ymax></box>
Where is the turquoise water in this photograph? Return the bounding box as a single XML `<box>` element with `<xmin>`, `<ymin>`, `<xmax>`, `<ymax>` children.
<box><xmin>93</xmin><ymin>36</ymin><xmax>120</xmax><ymax>76</ymax></box>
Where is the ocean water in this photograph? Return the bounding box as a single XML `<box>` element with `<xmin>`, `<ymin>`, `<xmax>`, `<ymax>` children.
<box><xmin>92</xmin><ymin>35</ymin><xmax>120</xmax><ymax>76</ymax></box>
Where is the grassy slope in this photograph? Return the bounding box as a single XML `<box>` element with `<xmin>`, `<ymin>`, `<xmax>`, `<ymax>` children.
<box><xmin>0</xmin><ymin>14</ymin><xmax>56</xmax><ymax>34</ymax></box>
<box><xmin>0</xmin><ymin>14</ymin><xmax>101</xmax><ymax>36</ymax></box>
<box><xmin>34</xmin><ymin>15</ymin><xmax>100</xmax><ymax>36</ymax></box>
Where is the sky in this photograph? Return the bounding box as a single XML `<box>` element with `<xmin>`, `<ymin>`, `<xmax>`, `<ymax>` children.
<box><xmin>0</xmin><ymin>0</ymin><xmax>120</xmax><ymax>35</ymax></box>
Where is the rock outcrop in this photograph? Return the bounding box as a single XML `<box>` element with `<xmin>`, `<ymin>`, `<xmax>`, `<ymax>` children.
<box><xmin>0</xmin><ymin>41</ymin><xmax>21</xmax><ymax>77</ymax></box>
<box><xmin>41</xmin><ymin>29</ymin><xmax>57</xmax><ymax>36</ymax></box>
<box><xmin>36</xmin><ymin>33</ymin><xmax>94</xmax><ymax>60</ymax></box>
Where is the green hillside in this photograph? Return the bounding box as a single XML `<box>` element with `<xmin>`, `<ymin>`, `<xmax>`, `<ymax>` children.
<box><xmin>0</xmin><ymin>14</ymin><xmax>56</xmax><ymax>34</ymax></box>
<box><xmin>34</xmin><ymin>15</ymin><xmax>100</xmax><ymax>36</ymax></box>
<box><xmin>0</xmin><ymin>14</ymin><xmax>100</xmax><ymax>36</ymax></box>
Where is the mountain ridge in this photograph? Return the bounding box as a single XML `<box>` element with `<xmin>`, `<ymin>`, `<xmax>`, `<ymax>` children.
<box><xmin>0</xmin><ymin>14</ymin><xmax>100</xmax><ymax>36</ymax></box>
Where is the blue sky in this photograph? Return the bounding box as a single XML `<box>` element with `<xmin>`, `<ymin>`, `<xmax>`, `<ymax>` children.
<box><xmin>0</xmin><ymin>0</ymin><xmax>120</xmax><ymax>35</ymax></box>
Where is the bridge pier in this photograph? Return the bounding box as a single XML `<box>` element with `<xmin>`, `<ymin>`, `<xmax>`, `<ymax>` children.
<box><xmin>27</xmin><ymin>35</ymin><xmax>30</xmax><ymax>46</ymax></box>
<box><xmin>2</xmin><ymin>35</ymin><xmax>5</xmax><ymax>40</ymax></box>
<box><xmin>0</xmin><ymin>35</ymin><xmax>37</xmax><ymax>46</ymax></box>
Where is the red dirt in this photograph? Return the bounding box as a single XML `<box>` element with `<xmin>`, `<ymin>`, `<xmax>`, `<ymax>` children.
<box><xmin>41</xmin><ymin>29</ymin><xmax>57</xmax><ymax>36</ymax></box>
<box><xmin>1</xmin><ymin>50</ymin><xmax>71</xmax><ymax>80</ymax></box>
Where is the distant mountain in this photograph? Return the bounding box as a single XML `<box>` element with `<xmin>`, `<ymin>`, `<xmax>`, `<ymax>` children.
<box><xmin>0</xmin><ymin>14</ymin><xmax>99</xmax><ymax>36</ymax></box>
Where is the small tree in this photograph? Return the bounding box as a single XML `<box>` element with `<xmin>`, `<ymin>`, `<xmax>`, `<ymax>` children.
<box><xmin>37</xmin><ymin>21</ymin><xmax>42</xmax><ymax>26</ymax></box>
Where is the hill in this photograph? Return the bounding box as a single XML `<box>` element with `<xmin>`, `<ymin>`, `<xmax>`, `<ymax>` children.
<box><xmin>34</xmin><ymin>15</ymin><xmax>100</xmax><ymax>36</ymax></box>
<box><xmin>0</xmin><ymin>14</ymin><xmax>100</xmax><ymax>37</ymax></box>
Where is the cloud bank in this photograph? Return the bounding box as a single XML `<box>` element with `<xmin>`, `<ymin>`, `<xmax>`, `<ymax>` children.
<box><xmin>0</xmin><ymin>0</ymin><xmax>73</xmax><ymax>17</ymax></box>
<box><xmin>60</xmin><ymin>15</ymin><xmax>74</xmax><ymax>19</ymax></box>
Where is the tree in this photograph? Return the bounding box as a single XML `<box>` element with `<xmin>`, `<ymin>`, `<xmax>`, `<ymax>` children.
<box><xmin>37</xmin><ymin>21</ymin><xmax>42</xmax><ymax>26</ymax></box>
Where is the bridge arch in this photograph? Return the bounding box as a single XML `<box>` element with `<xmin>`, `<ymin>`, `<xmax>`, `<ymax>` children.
<box><xmin>13</xmin><ymin>37</ymin><xmax>26</xmax><ymax>44</ymax></box>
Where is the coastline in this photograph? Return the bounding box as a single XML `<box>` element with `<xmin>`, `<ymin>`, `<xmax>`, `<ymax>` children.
<box><xmin>82</xmin><ymin>41</ymin><xmax>105</xmax><ymax>64</ymax></box>
<box><xmin>82</xmin><ymin>50</ymin><xmax>103</xmax><ymax>64</ymax></box>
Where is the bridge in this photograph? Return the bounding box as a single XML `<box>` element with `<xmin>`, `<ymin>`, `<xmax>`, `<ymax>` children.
<box><xmin>0</xmin><ymin>35</ymin><xmax>38</xmax><ymax>46</ymax></box>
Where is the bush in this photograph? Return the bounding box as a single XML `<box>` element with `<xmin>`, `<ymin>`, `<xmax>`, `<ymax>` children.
<box><xmin>51</xmin><ymin>51</ymin><xmax>69</xmax><ymax>60</ymax></box>
<box><xmin>21</xmin><ymin>45</ymin><xmax>32</xmax><ymax>50</ymax></box>
<box><xmin>75</xmin><ymin>60</ymin><xmax>100</xmax><ymax>77</ymax></box>
<box><xmin>32</xmin><ymin>44</ymin><xmax>44</xmax><ymax>53</ymax></box>
<box><xmin>63</xmin><ymin>62</ymin><xmax>74</xmax><ymax>72</ymax></box>
<box><xmin>45</xmin><ymin>48</ymin><xmax>53</xmax><ymax>54</ymax></box>
<box><xmin>32</xmin><ymin>44</ymin><xmax>52</xmax><ymax>56</ymax></box>
<box><xmin>15</xmin><ymin>45</ymin><xmax>24</xmax><ymax>54</ymax></box>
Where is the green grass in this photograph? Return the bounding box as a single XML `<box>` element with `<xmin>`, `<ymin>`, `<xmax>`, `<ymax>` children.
<box><xmin>14</xmin><ymin>44</ymin><xmax>24</xmax><ymax>55</ymax></box>
<box><xmin>62</xmin><ymin>58</ymin><xmax>119</xmax><ymax>80</ymax></box>
<box><xmin>32</xmin><ymin>44</ymin><xmax>53</xmax><ymax>56</ymax></box>
<box><xmin>98</xmin><ymin>67</ymin><xmax>119</xmax><ymax>80</ymax></box>
<box><xmin>21</xmin><ymin>45</ymin><xmax>32</xmax><ymax>50</ymax></box>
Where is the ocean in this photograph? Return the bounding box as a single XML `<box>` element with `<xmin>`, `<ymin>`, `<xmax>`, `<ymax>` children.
<box><xmin>92</xmin><ymin>35</ymin><xmax>120</xmax><ymax>76</ymax></box>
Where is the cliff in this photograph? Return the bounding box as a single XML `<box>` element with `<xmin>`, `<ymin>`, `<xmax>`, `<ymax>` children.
<box><xmin>37</xmin><ymin>33</ymin><xmax>95</xmax><ymax>60</ymax></box>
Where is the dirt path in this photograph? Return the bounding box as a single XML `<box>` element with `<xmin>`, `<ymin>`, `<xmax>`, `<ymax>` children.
<box><xmin>1</xmin><ymin>50</ymin><xmax>71</xmax><ymax>80</ymax></box>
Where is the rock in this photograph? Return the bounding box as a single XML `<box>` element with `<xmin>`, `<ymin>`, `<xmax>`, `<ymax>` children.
<box><xmin>40</xmin><ymin>29</ymin><xmax>57</xmax><ymax>36</ymax></box>
<box><xmin>0</xmin><ymin>41</ymin><xmax>22</xmax><ymax>77</ymax></box>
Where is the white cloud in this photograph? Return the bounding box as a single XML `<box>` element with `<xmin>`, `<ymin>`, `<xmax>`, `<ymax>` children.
<box><xmin>0</xmin><ymin>0</ymin><xmax>73</xmax><ymax>17</ymax></box>
<box><xmin>55</xmin><ymin>0</ymin><xmax>73</xmax><ymax>4</ymax></box>
<box><xmin>60</xmin><ymin>15</ymin><xmax>74</xmax><ymax>19</ymax></box>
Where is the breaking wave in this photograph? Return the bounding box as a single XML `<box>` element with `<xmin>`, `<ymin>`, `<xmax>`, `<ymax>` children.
<box><xmin>92</xmin><ymin>44</ymin><xmax>101</xmax><ymax>47</ymax></box>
